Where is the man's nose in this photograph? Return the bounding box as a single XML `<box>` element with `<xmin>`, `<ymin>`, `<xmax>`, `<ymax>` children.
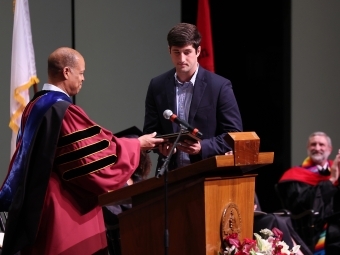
<box><xmin>179</xmin><ymin>53</ymin><xmax>185</xmax><ymax>61</ymax></box>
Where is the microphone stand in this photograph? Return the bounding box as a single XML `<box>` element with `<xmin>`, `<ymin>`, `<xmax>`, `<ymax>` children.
<box><xmin>156</xmin><ymin>127</ymin><xmax>184</xmax><ymax>255</ymax></box>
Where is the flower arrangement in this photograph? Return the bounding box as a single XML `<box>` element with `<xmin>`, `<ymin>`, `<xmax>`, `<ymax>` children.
<box><xmin>219</xmin><ymin>228</ymin><xmax>301</xmax><ymax>255</ymax></box>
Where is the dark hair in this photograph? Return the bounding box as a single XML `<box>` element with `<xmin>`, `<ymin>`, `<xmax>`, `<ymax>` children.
<box><xmin>167</xmin><ymin>23</ymin><xmax>201</xmax><ymax>51</ymax></box>
<box><xmin>132</xmin><ymin>151</ymin><xmax>152</xmax><ymax>181</ymax></box>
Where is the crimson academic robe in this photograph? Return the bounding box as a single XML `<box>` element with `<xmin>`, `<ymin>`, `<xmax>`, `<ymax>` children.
<box><xmin>0</xmin><ymin>91</ymin><xmax>140</xmax><ymax>255</ymax></box>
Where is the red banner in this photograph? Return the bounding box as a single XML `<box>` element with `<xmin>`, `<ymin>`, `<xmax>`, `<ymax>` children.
<box><xmin>196</xmin><ymin>0</ymin><xmax>215</xmax><ymax>72</ymax></box>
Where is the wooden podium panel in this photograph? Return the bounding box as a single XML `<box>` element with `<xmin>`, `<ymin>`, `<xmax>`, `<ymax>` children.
<box><xmin>99</xmin><ymin>152</ymin><xmax>273</xmax><ymax>255</ymax></box>
<box><xmin>205</xmin><ymin>176</ymin><xmax>255</xmax><ymax>254</ymax></box>
<box><xmin>117</xmin><ymin>176</ymin><xmax>207</xmax><ymax>254</ymax></box>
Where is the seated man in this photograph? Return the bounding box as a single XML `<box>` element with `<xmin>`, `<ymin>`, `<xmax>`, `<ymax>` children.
<box><xmin>277</xmin><ymin>131</ymin><xmax>340</xmax><ymax>254</ymax></box>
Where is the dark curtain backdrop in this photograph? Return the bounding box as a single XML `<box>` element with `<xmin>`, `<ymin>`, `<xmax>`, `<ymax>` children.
<box><xmin>182</xmin><ymin>0</ymin><xmax>291</xmax><ymax>212</ymax></box>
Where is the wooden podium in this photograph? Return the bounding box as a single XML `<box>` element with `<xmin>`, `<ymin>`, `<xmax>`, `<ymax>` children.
<box><xmin>99</xmin><ymin>132</ymin><xmax>274</xmax><ymax>255</ymax></box>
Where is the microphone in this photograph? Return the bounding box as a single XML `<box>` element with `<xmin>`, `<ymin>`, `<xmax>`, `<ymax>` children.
<box><xmin>163</xmin><ymin>109</ymin><xmax>203</xmax><ymax>138</ymax></box>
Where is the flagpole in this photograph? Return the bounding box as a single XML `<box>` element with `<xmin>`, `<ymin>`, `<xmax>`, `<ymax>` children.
<box><xmin>71</xmin><ymin>0</ymin><xmax>76</xmax><ymax>105</ymax></box>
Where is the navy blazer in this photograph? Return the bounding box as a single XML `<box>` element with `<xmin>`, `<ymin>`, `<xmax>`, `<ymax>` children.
<box><xmin>143</xmin><ymin>66</ymin><xmax>243</xmax><ymax>170</ymax></box>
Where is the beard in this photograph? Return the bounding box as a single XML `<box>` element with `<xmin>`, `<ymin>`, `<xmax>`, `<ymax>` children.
<box><xmin>308</xmin><ymin>150</ymin><xmax>331</xmax><ymax>165</ymax></box>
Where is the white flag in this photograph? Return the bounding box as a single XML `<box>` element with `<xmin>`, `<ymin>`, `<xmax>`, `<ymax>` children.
<box><xmin>9</xmin><ymin>0</ymin><xmax>39</xmax><ymax>158</ymax></box>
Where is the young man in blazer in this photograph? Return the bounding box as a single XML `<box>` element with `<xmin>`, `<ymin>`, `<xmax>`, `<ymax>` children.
<box><xmin>143</xmin><ymin>23</ymin><xmax>243</xmax><ymax>173</ymax></box>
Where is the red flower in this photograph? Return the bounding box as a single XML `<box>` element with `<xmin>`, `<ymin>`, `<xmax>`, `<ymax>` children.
<box><xmin>272</xmin><ymin>227</ymin><xmax>283</xmax><ymax>241</ymax></box>
<box><xmin>224</xmin><ymin>233</ymin><xmax>241</xmax><ymax>249</ymax></box>
<box><xmin>242</xmin><ymin>238</ymin><xmax>257</xmax><ymax>253</ymax></box>
<box><xmin>243</xmin><ymin>238</ymin><xmax>256</xmax><ymax>245</ymax></box>
<box><xmin>222</xmin><ymin>228</ymin><xmax>299</xmax><ymax>255</ymax></box>
<box><xmin>225</xmin><ymin>233</ymin><xmax>238</xmax><ymax>240</ymax></box>
<box><xmin>234</xmin><ymin>251</ymin><xmax>248</xmax><ymax>255</ymax></box>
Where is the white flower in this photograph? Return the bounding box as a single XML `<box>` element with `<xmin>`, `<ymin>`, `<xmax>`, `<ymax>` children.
<box><xmin>222</xmin><ymin>228</ymin><xmax>301</xmax><ymax>255</ymax></box>
<box><xmin>278</xmin><ymin>241</ymin><xmax>290</xmax><ymax>254</ymax></box>
<box><xmin>292</xmin><ymin>245</ymin><xmax>301</xmax><ymax>254</ymax></box>
<box><xmin>224</xmin><ymin>245</ymin><xmax>236</xmax><ymax>255</ymax></box>
<box><xmin>259</xmin><ymin>228</ymin><xmax>273</xmax><ymax>237</ymax></box>
<box><xmin>254</xmin><ymin>233</ymin><xmax>272</xmax><ymax>253</ymax></box>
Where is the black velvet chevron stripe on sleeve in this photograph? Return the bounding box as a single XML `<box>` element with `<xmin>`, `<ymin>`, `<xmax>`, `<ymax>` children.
<box><xmin>58</xmin><ymin>125</ymin><xmax>101</xmax><ymax>147</ymax></box>
<box><xmin>55</xmin><ymin>140</ymin><xmax>110</xmax><ymax>165</ymax></box>
<box><xmin>62</xmin><ymin>155</ymin><xmax>117</xmax><ymax>181</ymax></box>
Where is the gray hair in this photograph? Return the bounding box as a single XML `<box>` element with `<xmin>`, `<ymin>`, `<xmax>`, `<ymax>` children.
<box><xmin>308</xmin><ymin>131</ymin><xmax>332</xmax><ymax>147</ymax></box>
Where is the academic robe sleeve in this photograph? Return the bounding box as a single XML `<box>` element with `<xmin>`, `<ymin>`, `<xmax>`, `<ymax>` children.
<box><xmin>54</xmin><ymin>104</ymin><xmax>140</xmax><ymax>196</ymax></box>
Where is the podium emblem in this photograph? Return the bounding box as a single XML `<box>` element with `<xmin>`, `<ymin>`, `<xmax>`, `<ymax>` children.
<box><xmin>221</xmin><ymin>202</ymin><xmax>242</xmax><ymax>237</ymax></box>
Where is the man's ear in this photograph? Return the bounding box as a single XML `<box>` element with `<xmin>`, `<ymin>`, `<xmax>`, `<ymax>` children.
<box><xmin>63</xmin><ymin>66</ymin><xmax>71</xmax><ymax>79</ymax></box>
<box><xmin>168</xmin><ymin>46</ymin><xmax>171</xmax><ymax>54</ymax></box>
<box><xmin>196</xmin><ymin>46</ymin><xmax>201</xmax><ymax>57</ymax></box>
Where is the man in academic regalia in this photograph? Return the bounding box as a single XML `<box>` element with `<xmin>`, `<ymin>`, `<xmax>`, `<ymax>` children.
<box><xmin>278</xmin><ymin>131</ymin><xmax>340</xmax><ymax>254</ymax></box>
<box><xmin>0</xmin><ymin>47</ymin><xmax>164</xmax><ymax>255</ymax></box>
